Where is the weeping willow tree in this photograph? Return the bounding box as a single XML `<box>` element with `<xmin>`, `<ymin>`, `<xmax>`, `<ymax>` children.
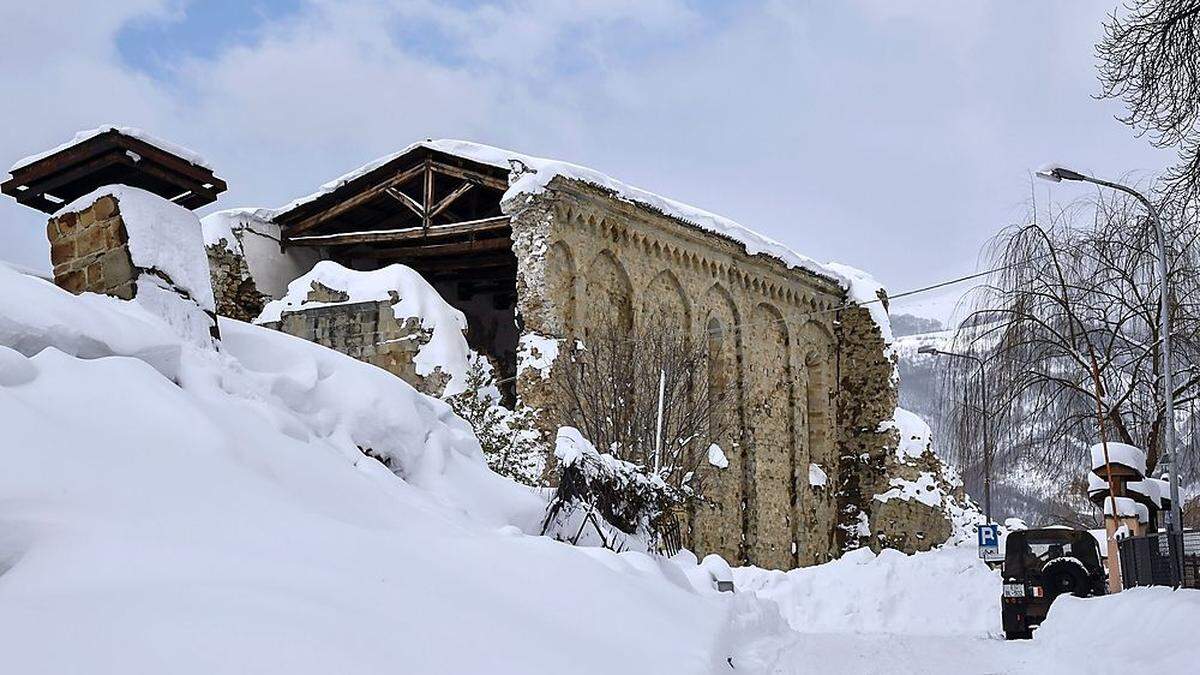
<box><xmin>943</xmin><ymin>193</ymin><xmax>1200</xmax><ymax>514</ymax></box>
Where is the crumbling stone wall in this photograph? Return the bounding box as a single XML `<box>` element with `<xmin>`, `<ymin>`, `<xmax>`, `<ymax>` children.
<box><xmin>260</xmin><ymin>283</ymin><xmax>450</xmax><ymax>398</ymax></box>
<box><xmin>869</xmin><ymin>448</ymin><xmax>961</xmax><ymax>552</ymax></box>
<box><xmin>833</xmin><ymin>304</ymin><xmax>899</xmax><ymax>552</ymax></box>
<box><xmin>508</xmin><ymin>178</ymin><xmax>851</xmax><ymax>570</ymax></box>
<box><xmin>206</xmin><ymin>242</ymin><xmax>266</xmax><ymax>322</ymax></box>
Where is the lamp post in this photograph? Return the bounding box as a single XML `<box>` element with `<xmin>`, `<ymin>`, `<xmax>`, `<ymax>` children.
<box><xmin>1035</xmin><ymin>166</ymin><xmax>1182</xmax><ymax>537</ymax></box>
<box><xmin>919</xmin><ymin>345</ymin><xmax>992</xmax><ymax>523</ymax></box>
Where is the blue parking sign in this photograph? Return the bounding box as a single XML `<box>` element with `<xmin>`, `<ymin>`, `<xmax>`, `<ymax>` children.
<box><xmin>978</xmin><ymin>524</ymin><xmax>1000</xmax><ymax>560</ymax></box>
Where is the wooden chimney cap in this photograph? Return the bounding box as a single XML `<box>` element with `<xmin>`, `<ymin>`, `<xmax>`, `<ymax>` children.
<box><xmin>1</xmin><ymin>127</ymin><xmax>226</xmax><ymax>213</ymax></box>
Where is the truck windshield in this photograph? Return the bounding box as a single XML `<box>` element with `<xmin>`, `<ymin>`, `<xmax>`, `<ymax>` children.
<box><xmin>1006</xmin><ymin>535</ymin><xmax>1098</xmax><ymax>577</ymax></box>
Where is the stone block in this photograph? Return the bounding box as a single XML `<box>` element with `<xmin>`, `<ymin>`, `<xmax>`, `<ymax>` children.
<box><xmin>49</xmin><ymin>239</ymin><xmax>75</xmax><ymax>267</ymax></box>
<box><xmin>100</xmin><ymin>247</ymin><xmax>134</xmax><ymax>286</ymax></box>
<box><xmin>92</xmin><ymin>195</ymin><xmax>117</xmax><ymax>220</ymax></box>
<box><xmin>84</xmin><ymin>261</ymin><xmax>105</xmax><ymax>287</ymax></box>
<box><xmin>58</xmin><ymin>269</ymin><xmax>85</xmax><ymax>294</ymax></box>
<box><xmin>75</xmin><ymin>224</ymin><xmax>108</xmax><ymax>257</ymax></box>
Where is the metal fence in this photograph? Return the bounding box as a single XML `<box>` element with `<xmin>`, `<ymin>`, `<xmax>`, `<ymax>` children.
<box><xmin>1117</xmin><ymin>530</ymin><xmax>1200</xmax><ymax>589</ymax></box>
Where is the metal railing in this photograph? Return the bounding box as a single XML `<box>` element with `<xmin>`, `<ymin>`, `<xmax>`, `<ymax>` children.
<box><xmin>1117</xmin><ymin>530</ymin><xmax>1200</xmax><ymax>589</ymax></box>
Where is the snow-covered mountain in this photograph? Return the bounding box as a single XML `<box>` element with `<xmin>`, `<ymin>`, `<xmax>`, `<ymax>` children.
<box><xmin>892</xmin><ymin>315</ymin><xmax>1093</xmax><ymax>526</ymax></box>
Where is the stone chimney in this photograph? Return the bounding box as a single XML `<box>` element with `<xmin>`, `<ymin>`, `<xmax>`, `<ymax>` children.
<box><xmin>48</xmin><ymin>187</ymin><xmax>221</xmax><ymax>347</ymax></box>
<box><xmin>3</xmin><ymin>127</ymin><xmax>226</xmax><ymax>348</ymax></box>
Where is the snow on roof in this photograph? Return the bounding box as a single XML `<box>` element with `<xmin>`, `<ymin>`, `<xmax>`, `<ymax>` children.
<box><xmin>1089</xmin><ymin>442</ymin><xmax>1147</xmax><ymax>478</ymax></box>
<box><xmin>257</xmin><ymin>261</ymin><xmax>474</xmax><ymax>396</ymax></box>
<box><xmin>55</xmin><ymin>185</ymin><xmax>215</xmax><ymax>312</ymax></box>
<box><xmin>1104</xmin><ymin>496</ymin><xmax>1150</xmax><ymax>523</ymax></box>
<box><xmin>274</xmin><ymin>140</ymin><xmax>894</xmax><ymax>332</ymax></box>
<box><xmin>825</xmin><ymin>262</ymin><xmax>893</xmax><ymax>344</ymax></box>
<box><xmin>1126</xmin><ymin>478</ymin><xmax>1163</xmax><ymax>508</ymax></box>
<box><xmin>9</xmin><ymin>125</ymin><xmax>212</xmax><ymax>173</ymax></box>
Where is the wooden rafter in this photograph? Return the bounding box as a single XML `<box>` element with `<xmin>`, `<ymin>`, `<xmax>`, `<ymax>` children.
<box><xmin>287</xmin><ymin>162</ymin><xmax>426</xmax><ymax>236</ymax></box>
<box><xmin>385</xmin><ymin>187</ymin><xmax>423</xmax><ymax>217</ymax></box>
<box><xmin>281</xmin><ymin>151</ymin><xmax>508</xmax><ymax>237</ymax></box>
<box><xmin>430</xmin><ymin>160</ymin><xmax>508</xmax><ymax>190</ymax></box>
<box><xmin>422</xmin><ymin>159</ymin><xmax>434</xmax><ymax>230</ymax></box>
<box><xmin>286</xmin><ymin>215</ymin><xmax>510</xmax><ymax>247</ymax></box>
<box><xmin>376</xmin><ymin>237</ymin><xmax>512</xmax><ymax>259</ymax></box>
<box><xmin>430</xmin><ymin>182</ymin><xmax>474</xmax><ymax>219</ymax></box>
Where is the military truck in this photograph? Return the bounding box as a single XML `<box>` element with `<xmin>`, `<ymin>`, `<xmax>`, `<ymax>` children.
<box><xmin>1001</xmin><ymin>528</ymin><xmax>1107</xmax><ymax>639</ymax></box>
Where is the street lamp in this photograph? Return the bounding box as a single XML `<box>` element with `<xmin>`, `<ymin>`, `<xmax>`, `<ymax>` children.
<box><xmin>1035</xmin><ymin>165</ymin><xmax>1183</xmax><ymax>537</ymax></box>
<box><xmin>919</xmin><ymin>345</ymin><xmax>993</xmax><ymax>523</ymax></box>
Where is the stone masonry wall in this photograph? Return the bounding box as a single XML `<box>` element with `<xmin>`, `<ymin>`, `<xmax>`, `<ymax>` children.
<box><xmin>507</xmin><ymin>178</ymin><xmax>851</xmax><ymax>570</ymax></box>
<box><xmin>833</xmin><ymin>304</ymin><xmax>900</xmax><ymax>552</ymax></box>
<box><xmin>262</xmin><ymin>284</ymin><xmax>450</xmax><ymax>398</ymax></box>
<box><xmin>206</xmin><ymin>242</ymin><xmax>266</xmax><ymax>322</ymax></box>
<box><xmin>48</xmin><ymin>194</ymin><xmax>137</xmax><ymax>299</ymax></box>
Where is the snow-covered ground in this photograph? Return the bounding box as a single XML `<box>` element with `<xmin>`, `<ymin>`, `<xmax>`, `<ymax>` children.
<box><xmin>2</xmin><ymin>263</ymin><xmax>1198</xmax><ymax>674</ymax></box>
<box><xmin>739</xmin><ymin>546</ymin><xmax>1200</xmax><ymax>673</ymax></box>
<box><xmin>0</xmin><ymin>263</ymin><xmax>768</xmax><ymax>673</ymax></box>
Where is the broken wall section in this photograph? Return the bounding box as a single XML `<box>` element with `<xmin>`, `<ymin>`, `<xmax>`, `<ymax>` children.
<box><xmin>202</xmin><ymin>209</ymin><xmax>319</xmax><ymax>321</ymax></box>
<box><xmin>255</xmin><ymin>261</ymin><xmax>476</xmax><ymax>399</ymax></box>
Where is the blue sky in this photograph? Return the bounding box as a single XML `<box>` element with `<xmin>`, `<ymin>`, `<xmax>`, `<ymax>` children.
<box><xmin>116</xmin><ymin>1</ymin><xmax>304</xmax><ymax>78</ymax></box>
<box><xmin>0</xmin><ymin>1</ymin><xmax>1172</xmax><ymax>322</ymax></box>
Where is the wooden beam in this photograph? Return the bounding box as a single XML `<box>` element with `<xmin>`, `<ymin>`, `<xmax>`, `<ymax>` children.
<box><xmin>385</xmin><ymin>186</ymin><xmax>424</xmax><ymax>218</ymax></box>
<box><xmin>429</xmin><ymin>181</ymin><xmax>473</xmax><ymax>219</ymax></box>
<box><xmin>287</xmin><ymin>162</ymin><xmax>426</xmax><ymax>236</ymax></box>
<box><xmin>286</xmin><ymin>215</ymin><xmax>510</xmax><ymax>247</ymax></box>
<box><xmin>401</xmin><ymin>254</ymin><xmax>517</xmax><ymax>274</ymax></box>
<box><xmin>422</xmin><ymin>159</ymin><xmax>433</xmax><ymax>231</ymax></box>
<box><xmin>429</xmin><ymin>160</ymin><xmax>508</xmax><ymax>191</ymax></box>
<box><xmin>374</xmin><ymin>237</ymin><xmax>512</xmax><ymax>259</ymax></box>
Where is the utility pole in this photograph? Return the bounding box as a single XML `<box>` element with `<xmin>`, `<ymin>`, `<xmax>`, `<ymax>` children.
<box><xmin>654</xmin><ymin>368</ymin><xmax>666</xmax><ymax>474</ymax></box>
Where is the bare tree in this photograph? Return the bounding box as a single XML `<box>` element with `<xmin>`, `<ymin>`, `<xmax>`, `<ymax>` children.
<box><xmin>944</xmin><ymin>193</ymin><xmax>1200</xmax><ymax>498</ymax></box>
<box><xmin>545</xmin><ymin>320</ymin><xmax>736</xmax><ymax>552</ymax></box>
<box><xmin>1098</xmin><ymin>1</ymin><xmax>1200</xmax><ymax>208</ymax></box>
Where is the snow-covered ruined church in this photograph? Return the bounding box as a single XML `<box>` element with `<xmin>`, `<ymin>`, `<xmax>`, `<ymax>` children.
<box><xmin>1</xmin><ymin>127</ymin><xmax>972</xmax><ymax>569</ymax></box>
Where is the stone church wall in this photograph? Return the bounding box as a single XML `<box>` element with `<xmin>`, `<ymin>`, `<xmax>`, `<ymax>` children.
<box><xmin>508</xmin><ymin>177</ymin><xmax>855</xmax><ymax>569</ymax></box>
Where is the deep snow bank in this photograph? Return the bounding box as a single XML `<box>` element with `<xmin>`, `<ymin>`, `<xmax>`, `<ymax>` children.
<box><xmin>1035</xmin><ymin>587</ymin><xmax>1200</xmax><ymax>669</ymax></box>
<box><xmin>0</xmin><ymin>264</ymin><xmax>779</xmax><ymax>674</ymax></box>
<box><xmin>732</xmin><ymin>545</ymin><xmax>1001</xmax><ymax>637</ymax></box>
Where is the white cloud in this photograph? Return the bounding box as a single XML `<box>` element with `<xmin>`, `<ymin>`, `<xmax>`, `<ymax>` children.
<box><xmin>0</xmin><ymin>0</ymin><xmax>1174</xmax><ymax>323</ymax></box>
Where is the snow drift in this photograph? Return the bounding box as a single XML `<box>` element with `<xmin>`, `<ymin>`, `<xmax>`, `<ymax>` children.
<box><xmin>732</xmin><ymin>546</ymin><xmax>1002</xmax><ymax>637</ymax></box>
<box><xmin>0</xmin><ymin>263</ymin><xmax>773</xmax><ymax>674</ymax></box>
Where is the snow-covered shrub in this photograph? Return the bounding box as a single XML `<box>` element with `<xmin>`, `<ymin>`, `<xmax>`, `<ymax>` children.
<box><xmin>446</xmin><ymin>357</ymin><xmax>546</xmax><ymax>485</ymax></box>
<box><xmin>542</xmin><ymin>427</ymin><xmax>689</xmax><ymax>554</ymax></box>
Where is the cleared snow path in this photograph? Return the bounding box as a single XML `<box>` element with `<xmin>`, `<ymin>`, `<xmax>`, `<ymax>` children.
<box><xmin>771</xmin><ymin>634</ymin><xmax>1037</xmax><ymax>675</ymax></box>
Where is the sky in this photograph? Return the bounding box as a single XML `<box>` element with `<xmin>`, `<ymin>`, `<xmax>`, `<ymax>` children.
<box><xmin>0</xmin><ymin>1</ymin><xmax>1174</xmax><ymax>323</ymax></box>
